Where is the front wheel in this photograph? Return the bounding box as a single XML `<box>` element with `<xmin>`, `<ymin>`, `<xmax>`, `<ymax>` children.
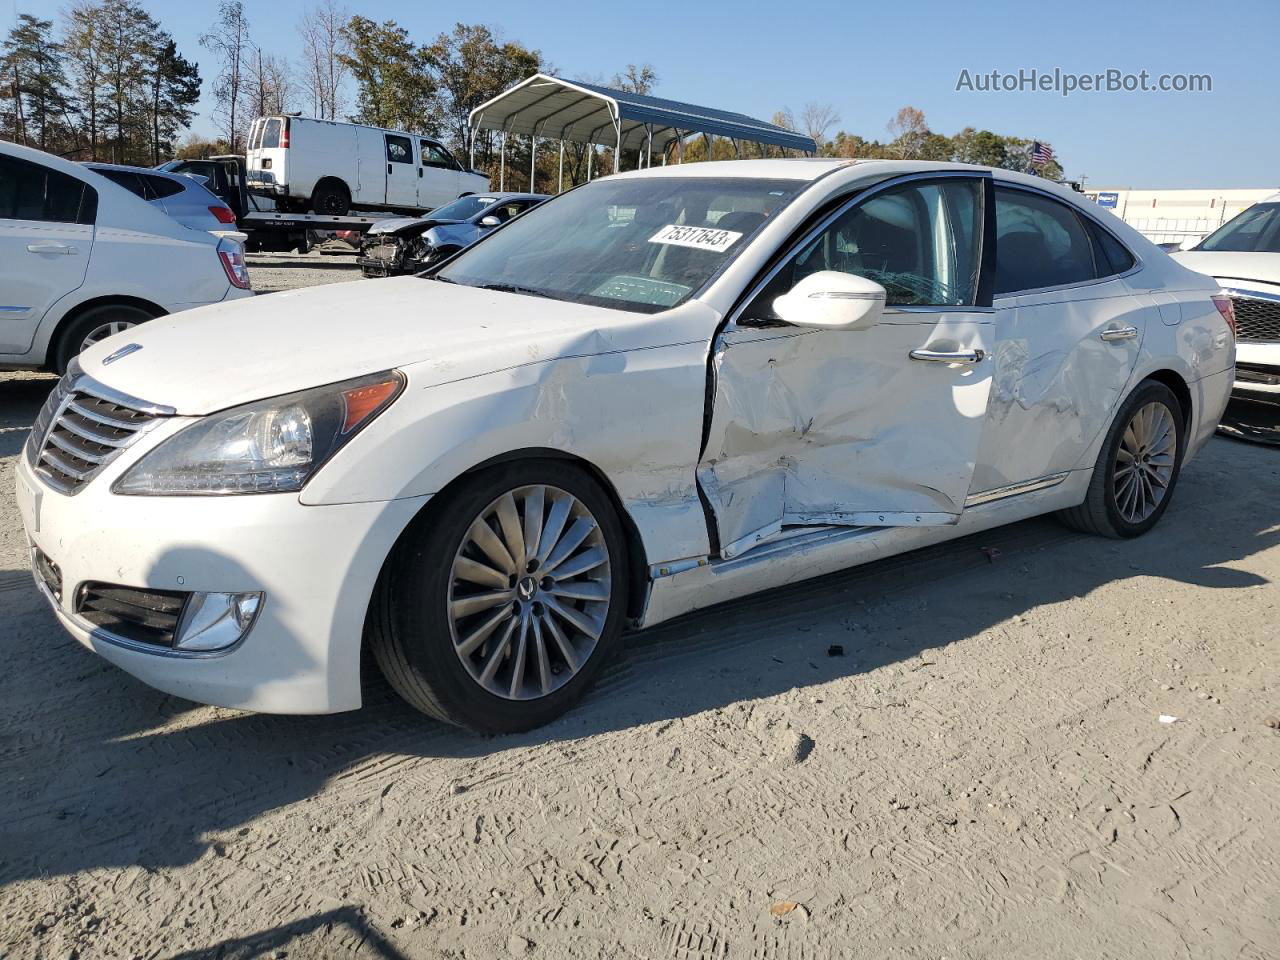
<box><xmin>368</xmin><ymin>460</ymin><xmax>630</xmax><ymax>733</ymax></box>
<box><xmin>1058</xmin><ymin>380</ymin><xmax>1186</xmax><ymax>538</ymax></box>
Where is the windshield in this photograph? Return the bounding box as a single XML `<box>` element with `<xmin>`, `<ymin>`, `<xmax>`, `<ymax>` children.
<box><xmin>434</xmin><ymin>176</ymin><xmax>802</xmax><ymax>312</ymax></box>
<box><xmin>429</xmin><ymin>196</ymin><xmax>495</xmax><ymax>221</ymax></box>
<box><xmin>1196</xmin><ymin>203</ymin><xmax>1280</xmax><ymax>253</ymax></box>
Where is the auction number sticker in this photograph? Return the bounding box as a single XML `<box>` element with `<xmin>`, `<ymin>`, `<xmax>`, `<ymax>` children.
<box><xmin>648</xmin><ymin>224</ymin><xmax>743</xmax><ymax>252</ymax></box>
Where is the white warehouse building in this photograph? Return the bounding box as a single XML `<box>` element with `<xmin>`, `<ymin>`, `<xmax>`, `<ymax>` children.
<box><xmin>1084</xmin><ymin>187</ymin><xmax>1279</xmax><ymax>246</ymax></box>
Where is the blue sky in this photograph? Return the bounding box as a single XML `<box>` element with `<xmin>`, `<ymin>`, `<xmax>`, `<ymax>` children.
<box><xmin>10</xmin><ymin>0</ymin><xmax>1278</xmax><ymax>187</ymax></box>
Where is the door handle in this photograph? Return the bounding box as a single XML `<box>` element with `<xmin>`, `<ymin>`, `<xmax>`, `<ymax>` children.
<box><xmin>387</xmin><ymin>163</ymin><xmax>392</xmax><ymax>174</ymax></box>
<box><xmin>1099</xmin><ymin>325</ymin><xmax>1138</xmax><ymax>342</ymax></box>
<box><xmin>27</xmin><ymin>242</ymin><xmax>75</xmax><ymax>255</ymax></box>
<box><xmin>418</xmin><ymin>168</ymin><xmax>423</xmax><ymax>178</ymax></box>
<box><xmin>910</xmin><ymin>348</ymin><xmax>985</xmax><ymax>364</ymax></box>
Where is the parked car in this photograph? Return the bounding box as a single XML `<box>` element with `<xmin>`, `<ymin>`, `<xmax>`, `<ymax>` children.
<box><xmin>1173</xmin><ymin>193</ymin><xmax>1280</xmax><ymax>398</ymax></box>
<box><xmin>358</xmin><ymin>192</ymin><xmax>547</xmax><ymax>277</ymax></box>
<box><xmin>244</xmin><ymin>114</ymin><xmax>490</xmax><ymax>216</ymax></box>
<box><xmin>0</xmin><ymin>141</ymin><xmax>252</xmax><ymax>374</ymax></box>
<box><xmin>84</xmin><ymin>162</ymin><xmax>241</xmax><ymax>239</ymax></box>
<box><xmin>18</xmin><ymin>159</ymin><xmax>1234</xmax><ymax>733</ymax></box>
<box><xmin>155</xmin><ymin>157</ymin><xmax>241</xmax><ymax>214</ymax></box>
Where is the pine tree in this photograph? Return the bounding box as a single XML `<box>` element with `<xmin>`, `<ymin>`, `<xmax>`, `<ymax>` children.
<box><xmin>1</xmin><ymin>14</ymin><xmax>73</xmax><ymax>151</ymax></box>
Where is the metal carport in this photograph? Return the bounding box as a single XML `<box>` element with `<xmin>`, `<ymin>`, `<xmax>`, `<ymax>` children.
<box><xmin>469</xmin><ymin>74</ymin><xmax>818</xmax><ymax>190</ymax></box>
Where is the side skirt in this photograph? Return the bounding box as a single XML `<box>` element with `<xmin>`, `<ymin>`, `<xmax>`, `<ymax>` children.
<box><xmin>638</xmin><ymin>469</ymin><xmax>1089</xmax><ymax>628</ymax></box>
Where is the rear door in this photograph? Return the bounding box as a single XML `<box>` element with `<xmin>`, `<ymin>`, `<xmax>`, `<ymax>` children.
<box><xmin>969</xmin><ymin>184</ymin><xmax>1148</xmax><ymax>493</ymax></box>
<box><xmin>384</xmin><ymin>134</ymin><xmax>417</xmax><ymax>208</ymax></box>
<box><xmin>418</xmin><ymin>139</ymin><xmax>462</xmax><ymax>209</ymax></box>
<box><xmin>0</xmin><ymin>154</ymin><xmax>96</xmax><ymax>355</ymax></box>
<box><xmin>699</xmin><ymin>174</ymin><xmax>995</xmax><ymax>557</ymax></box>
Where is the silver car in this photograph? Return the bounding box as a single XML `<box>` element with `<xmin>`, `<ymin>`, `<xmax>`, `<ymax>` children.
<box><xmin>82</xmin><ymin>162</ymin><xmax>240</xmax><ymax>237</ymax></box>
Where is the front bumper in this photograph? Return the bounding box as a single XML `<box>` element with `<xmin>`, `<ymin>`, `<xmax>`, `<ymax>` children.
<box><xmin>1234</xmin><ymin>341</ymin><xmax>1280</xmax><ymax>396</ymax></box>
<box><xmin>16</xmin><ymin>453</ymin><xmax>426</xmax><ymax>713</ymax></box>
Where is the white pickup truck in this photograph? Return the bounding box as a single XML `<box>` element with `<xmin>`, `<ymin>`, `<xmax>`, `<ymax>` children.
<box><xmin>245</xmin><ymin>115</ymin><xmax>490</xmax><ymax>216</ymax></box>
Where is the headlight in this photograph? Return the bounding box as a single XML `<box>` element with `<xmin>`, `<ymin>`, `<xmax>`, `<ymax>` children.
<box><xmin>113</xmin><ymin>370</ymin><xmax>404</xmax><ymax>496</ymax></box>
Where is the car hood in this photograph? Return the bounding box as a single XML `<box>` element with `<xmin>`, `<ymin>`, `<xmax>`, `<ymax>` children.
<box><xmin>77</xmin><ymin>276</ymin><xmax>716</xmax><ymax>415</ymax></box>
<box><xmin>368</xmin><ymin>216</ymin><xmax>463</xmax><ymax>236</ymax></box>
<box><xmin>1171</xmin><ymin>251</ymin><xmax>1280</xmax><ymax>288</ymax></box>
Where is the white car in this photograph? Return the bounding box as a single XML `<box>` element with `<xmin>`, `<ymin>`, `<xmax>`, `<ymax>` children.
<box><xmin>1173</xmin><ymin>193</ymin><xmax>1280</xmax><ymax>397</ymax></box>
<box><xmin>17</xmin><ymin>159</ymin><xmax>1234</xmax><ymax>733</ymax></box>
<box><xmin>245</xmin><ymin>114</ymin><xmax>490</xmax><ymax>216</ymax></box>
<box><xmin>83</xmin><ymin>162</ymin><xmax>240</xmax><ymax>238</ymax></box>
<box><xmin>0</xmin><ymin>142</ymin><xmax>253</xmax><ymax>374</ymax></box>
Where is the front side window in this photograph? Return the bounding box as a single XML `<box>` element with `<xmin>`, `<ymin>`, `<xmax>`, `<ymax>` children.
<box><xmin>746</xmin><ymin>178</ymin><xmax>983</xmax><ymax>320</ymax></box>
<box><xmin>436</xmin><ymin>176</ymin><xmax>802</xmax><ymax>313</ymax></box>
<box><xmin>0</xmin><ymin>156</ymin><xmax>96</xmax><ymax>224</ymax></box>
<box><xmin>421</xmin><ymin>141</ymin><xmax>456</xmax><ymax>169</ymax></box>
<box><xmin>386</xmin><ymin>135</ymin><xmax>413</xmax><ymax>164</ymax></box>
<box><xmin>1196</xmin><ymin>202</ymin><xmax>1280</xmax><ymax>253</ymax></box>
<box><xmin>994</xmin><ymin>187</ymin><xmax>1096</xmax><ymax>294</ymax></box>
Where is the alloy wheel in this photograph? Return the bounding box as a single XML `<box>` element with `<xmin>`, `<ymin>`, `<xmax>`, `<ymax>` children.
<box><xmin>80</xmin><ymin>320</ymin><xmax>136</xmax><ymax>353</ymax></box>
<box><xmin>447</xmin><ymin>484</ymin><xmax>612</xmax><ymax>701</ymax></box>
<box><xmin>1113</xmin><ymin>401</ymin><xmax>1177</xmax><ymax>524</ymax></box>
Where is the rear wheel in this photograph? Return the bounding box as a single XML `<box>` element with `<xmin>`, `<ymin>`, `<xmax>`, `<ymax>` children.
<box><xmin>55</xmin><ymin>304</ymin><xmax>152</xmax><ymax>374</ymax></box>
<box><xmin>1058</xmin><ymin>380</ymin><xmax>1185</xmax><ymax>538</ymax></box>
<box><xmin>311</xmin><ymin>180</ymin><xmax>350</xmax><ymax>216</ymax></box>
<box><xmin>369</xmin><ymin>460</ymin><xmax>629</xmax><ymax>733</ymax></box>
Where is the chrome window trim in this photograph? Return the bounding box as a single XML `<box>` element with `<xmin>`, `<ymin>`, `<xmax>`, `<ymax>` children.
<box><xmin>989</xmin><ymin>180</ymin><xmax>1144</xmax><ymax>300</ymax></box>
<box><xmin>726</xmin><ymin>169</ymin><xmax>994</xmax><ymax>329</ymax></box>
<box><xmin>964</xmin><ymin>471</ymin><xmax>1070</xmax><ymax>508</ymax></box>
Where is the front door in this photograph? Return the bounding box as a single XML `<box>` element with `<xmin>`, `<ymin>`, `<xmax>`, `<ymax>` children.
<box><xmin>418</xmin><ymin>139</ymin><xmax>461</xmax><ymax>209</ymax></box>
<box><xmin>384</xmin><ymin>134</ymin><xmax>417</xmax><ymax>208</ymax></box>
<box><xmin>699</xmin><ymin>175</ymin><xmax>995</xmax><ymax>558</ymax></box>
<box><xmin>970</xmin><ymin>185</ymin><xmax>1148</xmax><ymax>493</ymax></box>
<box><xmin>0</xmin><ymin>154</ymin><xmax>95</xmax><ymax>355</ymax></box>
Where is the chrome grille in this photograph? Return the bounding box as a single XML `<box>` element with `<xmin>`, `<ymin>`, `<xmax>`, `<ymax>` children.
<box><xmin>1230</xmin><ymin>294</ymin><xmax>1280</xmax><ymax>343</ymax></box>
<box><xmin>27</xmin><ymin>373</ymin><xmax>162</xmax><ymax>495</ymax></box>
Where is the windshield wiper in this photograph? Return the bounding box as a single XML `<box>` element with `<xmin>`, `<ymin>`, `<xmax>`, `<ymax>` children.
<box><xmin>473</xmin><ymin>282</ymin><xmax>554</xmax><ymax>300</ymax></box>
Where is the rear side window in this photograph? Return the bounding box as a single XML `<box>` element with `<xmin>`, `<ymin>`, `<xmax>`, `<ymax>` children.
<box><xmin>145</xmin><ymin>175</ymin><xmax>185</xmax><ymax>199</ymax></box>
<box><xmin>994</xmin><ymin>187</ymin><xmax>1096</xmax><ymax>294</ymax></box>
<box><xmin>0</xmin><ymin>155</ymin><xmax>97</xmax><ymax>224</ymax></box>
<box><xmin>1086</xmin><ymin>219</ymin><xmax>1136</xmax><ymax>276</ymax></box>
<box><xmin>94</xmin><ymin>168</ymin><xmax>151</xmax><ymax>199</ymax></box>
<box><xmin>386</xmin><ymin>135</ymin><xmax>413</xmax><ymax>164</ymax></box>
<box><xmin>261</xmin><ymin>118</ymin><xmax>282</xmax><ymax>149</ymax></box>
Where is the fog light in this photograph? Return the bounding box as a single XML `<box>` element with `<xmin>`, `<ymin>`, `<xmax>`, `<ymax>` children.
<box><xmin>174</xmin><ymin>592</ymin><xmax>263</xmax><ymax>652</ymax></box>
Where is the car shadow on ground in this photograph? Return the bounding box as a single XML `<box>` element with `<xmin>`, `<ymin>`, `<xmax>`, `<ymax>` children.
<box><xmin>1</xmin><ymin>434</ymin><xmax>1275</xmax><ymax>889</ymax></box>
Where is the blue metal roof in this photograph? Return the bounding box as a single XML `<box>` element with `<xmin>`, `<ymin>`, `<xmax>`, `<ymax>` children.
<box><xmin>470</xmin><ymin>74</ymin><xmax>817</xmax><ymax>155</ymax></box>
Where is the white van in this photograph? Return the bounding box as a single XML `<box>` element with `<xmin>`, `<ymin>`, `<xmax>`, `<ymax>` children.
<box><xmin>245</xmin><ymin>115</ymin><xmax>490</xmax><ymax>216</ymax></box>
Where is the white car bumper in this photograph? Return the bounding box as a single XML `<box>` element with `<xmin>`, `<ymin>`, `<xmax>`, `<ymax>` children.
<box><xmin>15</xmin><ymin>453</ymin><xmax>425</xmax><ymax>713</ymax></box>
<box><xmin>1234</xmin><ymin>341</ymin><xmax>1280</xmax><ymax>396</ymax></box>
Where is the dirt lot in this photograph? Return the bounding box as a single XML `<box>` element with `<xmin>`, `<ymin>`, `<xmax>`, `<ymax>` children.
<box><xmin>243</xmin><ymin>248</ymin><xmax>363</xmax><ymax>294</ymax></box>
<box><xmin>0</xmin><ymin>268</ymin><xmax>1277</xmax><ymax>958</ymax></box>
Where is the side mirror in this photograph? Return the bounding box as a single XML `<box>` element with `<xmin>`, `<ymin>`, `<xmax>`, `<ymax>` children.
<box><xmin>773</xmin><ymin>271</ymin><xmax>886</xmax><ymax>331</ymax></box>
<box><xmin>479</xmin><ymin>215</ymin><xmax>501</xmax><ymax>227</ymax></box>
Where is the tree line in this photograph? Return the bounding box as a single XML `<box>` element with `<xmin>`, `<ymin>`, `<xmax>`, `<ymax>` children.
<box><xmin>2</xmin><ymin>1</ymin><xmax>1063</xmax><ymax>185</ymax></box>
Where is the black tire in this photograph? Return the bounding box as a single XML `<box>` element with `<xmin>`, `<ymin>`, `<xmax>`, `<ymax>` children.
<box><xmin>311</xmin><ymin>180</ymin><xmax>350</xmax><ymax>216</ymax></box>
<box><xmin>1058</xmin><ymin>379</ymin><xmax>1186</xmax><ymax>538</ymax></box>
<box><xmin>54</xmin><ymin>304</ymin><xmax>152</xmax><ymax>374</ymax></box>
<box><xmin>368</xmin><ymin>459</ymin><xmax>630</xmax><ymax>734</ymax></box>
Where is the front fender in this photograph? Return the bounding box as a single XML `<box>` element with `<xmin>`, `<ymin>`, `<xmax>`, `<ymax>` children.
<box><xmin>301</xmin><ymin>342</ymin><xmax>714</xmax><ymax>566</ymax></box>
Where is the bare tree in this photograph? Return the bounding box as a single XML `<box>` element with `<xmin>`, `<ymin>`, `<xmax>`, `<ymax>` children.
<box><xmin>887</xmin><ymin>105</ymin><xmax>929</xmax><ymax>159</ymax></box>
<box><xmin>298</xmin><ymin>0</ymin><xmax>348</xmax><ymax>119</ymax></box>
<box><xmin>244</xmin><ymin>46</ymin><xmax>291</xmax><ymax>118</ymax></box>
<box><xmin>62</xmin><ymin>3</ymin><xmax>104</xmax><ymax>158</ymax></box>
<box><xmin>200</xmin><ymin>0</ymin><xmax>250</xmax><ymax>150</ymax></box>
<box><xmin>799</xmin><ymin>102</ymin><xmax>840</xmax><ymax>148</ymax></box>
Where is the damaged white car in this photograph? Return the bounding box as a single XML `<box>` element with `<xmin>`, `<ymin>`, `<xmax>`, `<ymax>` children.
<box><xmin>18</xmin><ymin>159</ymin><xmax>1234</xmax><ymax>733</ymax></box>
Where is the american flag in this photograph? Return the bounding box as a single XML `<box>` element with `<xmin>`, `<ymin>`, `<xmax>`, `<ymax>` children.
<box><xmin>1031</xmin><ymin>141</ymin><xmax>1055</xmax><ymax>166</ymax></box>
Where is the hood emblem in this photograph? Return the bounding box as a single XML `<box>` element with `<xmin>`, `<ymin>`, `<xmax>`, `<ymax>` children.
<box><xmin>102</xmin><ymin>343</ymin><xmax>143</xmax><ymax>365</ymax></box>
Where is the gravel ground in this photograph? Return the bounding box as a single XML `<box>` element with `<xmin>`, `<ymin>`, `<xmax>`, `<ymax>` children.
<box><xmin>246</xmin><ymin>248</ymin><xmax>363</xmax><ymax>294</ymax></box>
<box><xmin>0</xmin><ymin>277</ymin><xmax>1277</xmax><ymax>958</ymax></box>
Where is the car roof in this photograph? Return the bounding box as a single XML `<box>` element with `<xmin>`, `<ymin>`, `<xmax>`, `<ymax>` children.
<box><xmin>84</xmin><ymin>161</ymin><xmax>189</xmax><ymax>181</ymax></box>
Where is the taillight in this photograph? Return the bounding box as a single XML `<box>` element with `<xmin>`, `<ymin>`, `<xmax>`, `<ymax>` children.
<box><xmin>209</xmin><ymin>205</ymin><xmax>236</xmax><ymax>224</ymax></box>
<box><xmin>1211</xmin><ymin>294</ymin><xmax>1236</xmax><ymax>337</ymax></box>
<box><xmin>217</xmin><ymin>237</ymin><xmax>251</xmax><ymax>290</ymax></box>
<box><xmin>280</xmin><ymin>118</ymin><xmax>290</xmax><ymax>148</ymax></box>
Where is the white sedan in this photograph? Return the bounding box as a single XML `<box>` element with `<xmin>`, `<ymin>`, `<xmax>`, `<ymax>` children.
<box><xmin>17</xmin><ymin>159</ymin><xmax>1234</xmax><ymax>733</ymax></box>
<box><xmin>1173</xmin><ymin>193</ymin><xmax>1280</xmax><ymax>397</ymax></box>
<box><xmin>0</xmin><ymin>141</ymin><xmax>252</xmax><ymax>374</ymax></box>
